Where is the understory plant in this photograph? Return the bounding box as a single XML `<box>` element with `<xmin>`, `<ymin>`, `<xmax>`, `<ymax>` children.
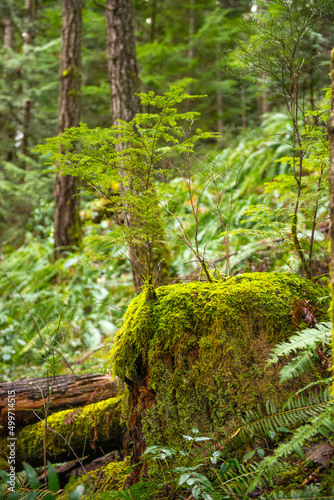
<box><xmin>234</xmin><ymin>0</ymin><xmax>332</xmax><ymax>277</ymax></box>
<box><xmin>35</xmin><ymin>80</ymin><xmax>220</xmax><ymax>285</ymax></box>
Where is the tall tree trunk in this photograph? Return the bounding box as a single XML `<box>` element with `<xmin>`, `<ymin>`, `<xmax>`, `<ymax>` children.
<box><xmin>106</xmin><ymin>0</ymin><xmax>140</xmax><ymax>125</ymax></box>
<box><xmin>105</xmin><ymin>0</ymin><xmax>143</xmax><ymax>294</ymax></box>
<box><xmin>22</xmin><ymin>0</ymin><xmax>38</xmax><ymax>158</ymax></box>
<box><xmin>216</xmin><ymin>44</ymin><xmax>223</xmax><ymax>146</ymax></box>
<box><xmin>54</xmin><ymin>0</ymin><xmax>82</xmax><ymax>260</ymax></box>
<box><xmin>2</xmin><ymin>15</ymin><xmax>16</xmax><ymax>163</ymax></box>
<box><xmin>3</xmin><ymin>17</ymin><xmax>14</xmax><ymax>49</ymax></box>
<box><xmin>150</xmin><ymin>0</ymin><xmax>157</xmax><ymax>43</ymax></box>
<box><xmin>188</xmin><ymin>0</ymin><xmax>195</xmax><ymax>60</ymax></box>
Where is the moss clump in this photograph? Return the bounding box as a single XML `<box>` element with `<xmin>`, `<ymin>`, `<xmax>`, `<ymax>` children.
<box><xmin>12</xmin><ymin>396</ymin><xmax>124</xmax><ymax>462</ymax></box>
<box><xmin>65</xmin><ymin>457</ymin><xmax>131</xmax><ymax>498</ymax></box>
<box><xmin>110</xmin><ymin>273</ymin><xmax>329</xmax><ymax>452</ymax></box>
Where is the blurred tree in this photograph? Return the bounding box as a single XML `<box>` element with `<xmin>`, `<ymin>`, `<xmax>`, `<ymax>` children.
<box><xmin>54</xmin><ymin>0</ymin><xmax>82</xmax><ymax>260</ymax></box>
<box><xmin>21</xmin><ymin>0</ymin><xmax>37</xmax><ymax>158</ymax></box>
<box><xmin>105</xmin><ymin>0</ymin><xmax>143</xmax><ymax>294</ymax></box>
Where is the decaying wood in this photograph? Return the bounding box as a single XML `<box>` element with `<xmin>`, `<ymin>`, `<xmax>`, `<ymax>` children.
<box><xmin>0</xmin><ymin>373</ymin><xmax>121</xmax><ymax>432</ymax></box>
<box><xmin>37</xmin><ymin>451</ymin><xmax>121</xmax><ymax>484</ymax></box>
<box><xmin>0</xmin><ymin>395</ymin><xmax>124</xmax><ymax>468</ymax></box>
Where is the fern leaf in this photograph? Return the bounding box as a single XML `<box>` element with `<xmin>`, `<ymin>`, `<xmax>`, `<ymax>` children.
<box><xmin>267</xmin><ymin>322</ymin><xmax>331</xmax><ymax>365</ymax></box>
<box><xmin>230</xmin><ymin>392</ymin><xmax>330</xmax><ymax>441</ymax></box>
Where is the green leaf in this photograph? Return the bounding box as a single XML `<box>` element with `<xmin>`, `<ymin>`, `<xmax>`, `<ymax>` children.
<box><xmin>177</xmin><ymin>473</ymin><xmax>191</xmax><ymax>488</ymax></box>
<box><xmin>22</xmin><ymin>462</ymin><xmax>39</xmax><ymax>489</ymax></box>
<box><xmin>210</xmin><ymin>450</ymin><xmax>222</xmax><ymax>464</ymax></box>
<box><xmin>268</xmin><ymin>430</ymin><xmax>276</xmax><ymax>440</ymax></box>
<box><xmin>143</xmin><ymin>445</ymin><xmax>161</xmax><ymax>455</ymax></box>
<box><xmin>22</xmin><ymin>492</ymin><xmax>38</xmax><ymax>500</ymax></box>
<box><xmin>0</xmin><ymin>470</ymin><xmax>9</xmax><ymax>483</ymax></box>
<box><xmin>43</xmin><ymin>495</ymin><xmax>56</xmax><ymax>500</ymax></box>
<box><xmin>191</xmin><ymin>427</ymin><xmax>200</xmax><ymax>434</ymax></box>
<box><xmin>47</xmin><ymin>461</ymin><xmax>60</xmax><ymax>493</ymax></box>
<box><xmin>220</xmin><ymin>463</ymin><xmax>229</xmax><ymax>474</ymax></box>
<box><xmin>202</xmin><ymin>493</ymin><xmax>213</xmax><ymax>500</ymax></box>
<box><xmin>243</xmin><ymin>450</ymin><xmax>256</xmax><ymax>461</ymax></box>
<box><xmin>182</xmin><ymin>434</ymin><xmax>194</xmax><ymax>441</ymax></box>
<box><xmin>6</xmin><ymin>493</ymin><xmax>20</xmax><ymax>500</ymax></box>
<box><xmin>257</xmin><ymin>448</ymin><xmax>265</xmax><ymax>459</ymax></box>
<box><xmin>69</xmin><ymin>484</ymin><xmax>85</xmax><ymax>500</ymax></box>
<box><xmin>276</xmin><ymin>426</ymin><xmax>292</xmax><ymax>433</ymax></box>
<box><xmin>192</xmin><ymin>485</ymin><xmax>202</xmax><ymax>500</ymax></box>
<box><xmin>192</xmin><ymin>472</ymin><xmax>212</xmax><ymax>486</ymax></box>
<box><xmin>294</xmin><ymin>444</ymin><xmax>305</xmax><ymax>459</ymax></box>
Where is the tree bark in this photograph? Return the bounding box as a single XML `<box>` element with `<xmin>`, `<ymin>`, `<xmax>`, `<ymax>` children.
<box><xmin>106</xmin><ymin>0</ymin><xmax>140</xmax><ymax>125</ymax></box>
<box><xmin>1</xmin><ymin>396</ymin><xmax>124</xmax><ymax>466</ymax></box>
<box><xmin>188</xmin><ymin>0</ymin><xmax>195</xmax><ymax>61</ymax></box>
<box><xmin>105</xmin><ymin>0</ymin><xmax>144</xmax><ymax>294</ymax></box>
<box><xmin>3</xmin><ymin>17</ymin><xmax>14</xmax><ymax>50</ymax></box>
<box><xmin>21</xmin><ymin>0</ymin><xmax>38</xmax><ymax>158</ymax></box>
<box><xmin>54</xmin><ymin>0</ymin><xmax>82</xmax><ymax>260</ymax></box>
<box><xmin>0</xmin><ymin>374</ymin><xmax>120</xmax><ymax>432</ymax></box>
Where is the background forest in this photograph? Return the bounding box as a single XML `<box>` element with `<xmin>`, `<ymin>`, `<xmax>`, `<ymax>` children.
<box><xmin>1</xmin><ymin>0</ymin><xmax>334</xmax><ymax>499</ymax></box>
<box><xmin>1</xmin><ymin>0</ymin><xmax>333</xmax><ymax>380</ymax></box>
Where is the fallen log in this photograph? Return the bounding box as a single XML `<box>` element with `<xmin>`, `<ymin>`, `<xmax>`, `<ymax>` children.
<box><xmin>0</xmin><ymin>396</ymin><xmax>125</xmax><ymax>467</ymax></box>
<box><xmin>0</xmin><ymin>374</ymin><xmax>121</xmax><ymax>433</ymax></box>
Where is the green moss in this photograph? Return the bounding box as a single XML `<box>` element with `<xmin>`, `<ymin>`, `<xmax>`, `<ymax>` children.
<box><xmin>12</xmin><ymin>396</ymin><xmax>124</xmax><ymax>461</ymax></box>
<box><xmin>110</xmin><ymin>273</ymin><xmax>329</xmax><ymax>451</ymax></box>
<box><xmin>65</xmin><ymin>457</ymin><xmax>131</xmax><ymax>498</ymax></box>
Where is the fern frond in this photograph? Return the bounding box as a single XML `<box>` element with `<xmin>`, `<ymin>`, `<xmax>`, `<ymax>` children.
<box><xmin>267</xmin><ymin>322</ymin><xmax>331</xmax><ymax>365</ymax></box>
<box><xmin>278</xmin><ymin>351</ymin><xmax>316</xmax><ymax>383</ymax></box>
<box><xmin>248</xmin><ymin>403</ymin><xmax>334</xmax><ymax>493</ymax></box>
<box><xmin>218</xmin><ymin>459</ymin><xmax>290</xmax><ymax>496</ymax></box>
<box><xmin>266</xmin><ymin>484</ymin><xmax>334</xmax><ymax>499</ymax></box>
<box><xmin>230</xmin><ymin>391</ymin><xmax>330</xmax><ymax>441</ymax></box>
<box><xmin>295</xmin><ymin>377</ymin><xmax>331</xmax><ymax>395</ymax></box>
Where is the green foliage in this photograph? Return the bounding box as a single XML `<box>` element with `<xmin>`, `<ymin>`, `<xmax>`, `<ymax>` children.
<box><xmin>0</xmin><ymin>239</ymin><xmax>132</xmax><ymax>380</ymax></box>
<box><xmin>0</xmin><ymin>460</ymin><xmax>75</xmax><ymax>500</ymax></box>
<box><xmin>225</xmin><ymin>89</ymin><xmax>330</xmax><ymax>276</ymax></box>
<box><xmin>267</xmin><ymin>321</ymin><xmax>331</xmax><ymax>383</ymax></box>
<box><xmin>35</xmin><ymin>80</ymin><xmax>219</xmax><ymax>279</ymax></box>
<box><xmin>231</xmin><ymin>388</ymin><xmax>331</xmax><ymax>443</ymax></box>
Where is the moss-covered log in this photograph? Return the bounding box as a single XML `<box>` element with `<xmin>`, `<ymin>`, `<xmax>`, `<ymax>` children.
<box><xmin>1</xmin><ymin>396</ymin><xmax>125</xmax><ymax>466</ymax></box>
<box><xmin>0</xmin><ymin>374</ymin><xmax>121</xmax><ymax>433</ymax></box>
<box><xmin>110</xmin><ymin>272</ymin><xmax>329</xmax><ymax>474</ymax></box>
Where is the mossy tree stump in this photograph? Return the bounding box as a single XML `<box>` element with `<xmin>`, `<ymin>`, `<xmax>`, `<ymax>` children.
<box><xmin>110</xmin><ymin>273</ymin><xmax>329</xmax><ymax>477</ymax></box>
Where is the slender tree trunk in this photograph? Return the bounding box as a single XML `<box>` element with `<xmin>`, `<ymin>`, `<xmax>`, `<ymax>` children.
<box><xmin>3</xmin><ymin>17</ymin><xmax>14</xmax><ymax>49</ymax></box>
<box><xmin>261</xmin><ymin>73</ymin><xmax>269</xmax><ymax>115</ymax></box>
<box><xmin>241</xmin><ymin>85</ymin><xmax>246</xmax><ymax>129</ymax></box>
<box><xmin>54</xmin><ymin>0</ymin><xmax>82</xmax><ymax>260</ymax></box>
<box><xmin>329</xmin><ymin>48</ymin><xmax>334</xmax><ymax>325</ymax></box>
<box><xmin>150</xmin><ymin>0</ymin><xmax>157</xmax><ymax>43</ymax></box>
<box><xmin>106</xmin><ymin>0</ymin><xmax>140</xmax><ymax>125</ymax></box>
<box><xmin>188</xmin><ymin>0</ymin><xmax>195</xmax><ymax>60</ymax></box>
<box><xmin>216</xmin><ymin>44</ymin><xmax>223</xmax><ymax>146</ymax></box>
<box><xmin>105</xmin><ymin>0</ymin><xmax>144</xmax><ymax>294</ymax></box>
<box><xmin>22</xmin><ymin>0</ymin><xmax>38</xmax><ymax>158</ymax></box>
<box><xmin>2</xmin><ymin>16</ymin><xmax>16</xmax><ymax>163</ymax></box>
